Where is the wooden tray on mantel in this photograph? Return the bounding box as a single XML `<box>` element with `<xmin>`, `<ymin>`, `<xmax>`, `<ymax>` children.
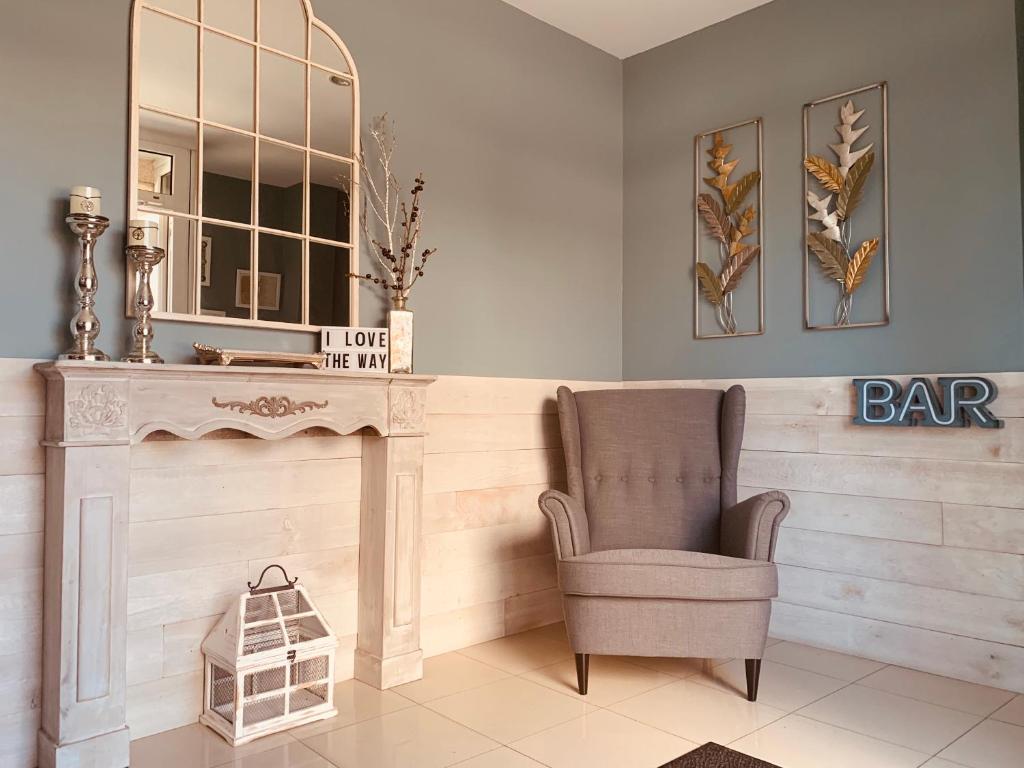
<box><xmin>193</xmin><ymin>343</ymin><xmax>326</xmax><ymax>369</ymax></box>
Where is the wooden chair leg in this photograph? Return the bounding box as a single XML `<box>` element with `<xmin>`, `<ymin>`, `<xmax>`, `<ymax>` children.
<box><xmin>745</xmin><ymin>658</ymin><xmax>761</xmax><ymax>702</ymax></box>
<box><xmin>575</xmin><ymin>653</ymin><xmax>590</xmax><ymax>695</ymax></box>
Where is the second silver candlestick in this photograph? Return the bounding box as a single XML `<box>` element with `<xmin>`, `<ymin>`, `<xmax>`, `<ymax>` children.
<box><xmin>123</xmin><ymin>244</ymin><xmax>166</xmax><ymax>364</ymax></box>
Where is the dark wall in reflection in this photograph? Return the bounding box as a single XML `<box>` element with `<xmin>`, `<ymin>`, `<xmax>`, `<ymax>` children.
<box><xmin>199</xmin><ymin>171</ymin><xmax>350</xmax><ymax>325</ymax></box>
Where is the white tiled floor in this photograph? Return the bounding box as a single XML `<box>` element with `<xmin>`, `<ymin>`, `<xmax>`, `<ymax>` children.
<box><xmin>131</xmin><ymin>623</ymin><xmax>1024</xmax><ymax>768</ymax></box>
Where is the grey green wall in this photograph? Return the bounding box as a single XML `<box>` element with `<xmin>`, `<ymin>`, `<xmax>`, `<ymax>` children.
<box><xmin>623</xmin><ymin>0</ymin><xmax>1024</xmax><ymax>380</ymax></box>
<box><xmin>0</xmin><ymin>0</ymin><xmax>622</xmax><ymax>380</ymax></box>
<box><xmin>2</xmin><ymin>0</ymin><xmax>1021</xmax><ymax>382</ymax></box>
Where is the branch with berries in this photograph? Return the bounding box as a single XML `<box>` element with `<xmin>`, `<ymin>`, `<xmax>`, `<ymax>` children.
<box><xmin>349</xmin><ymin>115</ymin><xmax>438</xmax><ymax>304</ymax></box>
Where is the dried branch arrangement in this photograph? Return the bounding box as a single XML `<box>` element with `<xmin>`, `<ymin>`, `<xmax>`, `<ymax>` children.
<box><xmin>351</xmin><ymin>114</ymin><xmax>437</xmax><ymax>308</ymax></box>
<box><xmin>695</xmin><ymin>132</ymin><xmax>761</xmax><ymax>335</ymax></box>
<box><xmin>804</xmin><ymin>100</ymin><xmax>879</xmax><ymax>326</ymax></box>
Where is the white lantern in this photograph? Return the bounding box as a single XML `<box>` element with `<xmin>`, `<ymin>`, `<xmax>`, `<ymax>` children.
<box><xmin>200</xmin><ymin>566</ymin><xmax>338</xmax><ymax>745</ymax></box>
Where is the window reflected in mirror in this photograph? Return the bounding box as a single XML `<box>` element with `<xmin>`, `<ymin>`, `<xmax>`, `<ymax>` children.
<box><xmin>130</xmin><ymin>0</ymin><xmax>357</xmax><ymax>329</ymax></box>
<box><xmin>143</xmin><ymin>214</ymin><xmax>198</xmax><ymax>316</ymax></box>
<box><xmin>138</xmin><ymin>110</ymin><xmax>198</xmax><ymax>212</ymax></box>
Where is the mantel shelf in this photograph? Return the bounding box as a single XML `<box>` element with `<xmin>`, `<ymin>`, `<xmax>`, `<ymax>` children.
<box><xmin>35</xmin><ymin>360</ymin><xmax>435</xmax><ymax>445</ymax></box>
<box><xmin>35</xmin><ymin>359</ymin><xmax>436</xmax><ymax>383</ymax></box>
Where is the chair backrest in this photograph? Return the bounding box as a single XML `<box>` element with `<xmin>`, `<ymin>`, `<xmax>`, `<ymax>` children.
<box><xmin>556</xmin><ymin>386</ymin><xmax>745</xmax><ymax>553</ymax></box>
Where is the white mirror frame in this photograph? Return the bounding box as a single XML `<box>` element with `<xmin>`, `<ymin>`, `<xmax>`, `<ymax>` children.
<box><xmin>126</xmin><ymin>0</ymin><xmax>360</xmax><ymax>332</ymax></box>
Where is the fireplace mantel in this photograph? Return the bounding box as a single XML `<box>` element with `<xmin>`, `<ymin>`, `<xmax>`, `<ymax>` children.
<box><xmin>34</xmin><ymin>361</ymin><xmax>435</xmax><ymax>768</ymax></box>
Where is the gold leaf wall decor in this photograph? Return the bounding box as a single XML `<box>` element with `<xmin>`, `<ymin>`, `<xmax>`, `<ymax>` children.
<box><xmin>803</xmin><ymin>155</ymin><xmax>844</xmax><ymax>193</ymax></box>
<box><xmin>836</xmin><ymin>151</ymin><xmax>875</xmax><ymax>221</ymax></box>
<box><xmin>844</xmin><ymin>238</ymin><xmax>880</xmax><ymax>293</ymax></box>
<box><xmin>696</xmin><ymin>262</ymin><xmax>724</xmax><ymax>305</ymax></box>
<box><xmin>693</xmin><ymin>118</ymin><xmax>765</xmax><ymax>338</ymax></box>
<box><xmin>696</xmin><ymin>194</ymin><xmax>735</xmax><ymax>244</ymax></box>
<box><xmin>802</xmin><ymin>82</ymin><xmax>889</xmax><ymax>329</ymax></box>
<box><xmin>807</xmin><ymin>232</ymin><xmax>848</xmax><ymax>282</ymax></box>
<box><xmin>720</xmin><ymin>245</ymin><xmax>760</xmax><ymax>294</ymax></box>
<box><xmin>725</xmin><ymin>171</ymin><xmax>760</xmax><ymax>214</ymax></box>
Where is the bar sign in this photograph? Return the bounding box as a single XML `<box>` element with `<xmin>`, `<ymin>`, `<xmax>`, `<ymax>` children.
<box><xmin>321</xmin><ymin>327</ymin><xmax>389</xmax><ymax>372</ymax></box>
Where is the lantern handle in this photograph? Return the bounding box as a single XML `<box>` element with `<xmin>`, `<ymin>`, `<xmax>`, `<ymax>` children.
<box><xmin>248</xmin><ymin>564</ymin><xmax>298</xmax><ymax>595</ymax></box>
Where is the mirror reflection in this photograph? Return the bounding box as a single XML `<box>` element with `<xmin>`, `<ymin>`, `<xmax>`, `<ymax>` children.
<box><xmin>131</xmin><ymin>0</ymin><xmax>356</xmax><ymax>328</ymax></box>
<box><xmin>139</xmin><ymin>10</ymin><xmax>197</xmax><ymax>116</ymax></box>
<box><xmin>259</xmin><ymin>142</ymin><xmax>304</xmax><ymax>234</ymax></box>
<box><xmin>205</xmin><ymin>0</ymin><xmax>254</xmax><ymax>39</ymax></box>
<box><xmin>310</xmin><ymin>68</ymin><xmax>353</xmax><ymax>157</ymax></box>
<box><xmin>260</xmin><ymin>0</ymin><xmax>308</xmax><ymax>58</ymax></box>
<box><xmin>257</xmin><ymin>233</ymin><xmax>302</xmax><ymax>323</ymax></box>
<box><xmin>310</xmin><ymin>245</ymin><xmax>351</xmax><ymax>326</ymax></box>
<box><xmin>201</xmin><ymin>224</ymin><xmax>250</xmax><ymax>319</ymax></box>
<box><xmin>260</xmin><ymin>51</ymin><xmax>306</xmax><ymax>146</ymax></box>
<box><xmin>204</xmin><ymin>31</ymin><xmax>254</xmax><ymax>131</ymax></box>
<box><xmin>309</xmin><ymin>154</ymin><xmax>351</xmax><ymax>242</ymax></box>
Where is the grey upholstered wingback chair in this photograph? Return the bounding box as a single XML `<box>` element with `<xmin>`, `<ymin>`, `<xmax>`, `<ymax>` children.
<box><xmin>538</xmin><ymin>386</ymin><xmax>789</xmax><ymax>701</ymax></box>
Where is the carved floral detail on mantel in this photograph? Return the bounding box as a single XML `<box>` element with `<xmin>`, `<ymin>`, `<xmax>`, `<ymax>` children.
<box><xmin>211</xmin><ymin>395</ymin><xmax>328</xmax><ymax>419</ymax></box>
<box><xmin>68</xmin><ymin>384</ymin><xmax>127</xmax><ymax>431</ymax></box>
<box><xmin>391</xmin><ymin>388</ymin><xmax>425</xmax><ymax>430</ymax></box>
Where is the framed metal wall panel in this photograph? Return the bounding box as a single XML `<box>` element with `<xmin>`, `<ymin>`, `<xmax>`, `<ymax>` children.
<box><xmin>693</xmin><ymin>117</ymin><xmax>765</xmax><ymax>339</ymax></box>
<box><xmin>802</xmin><ymin>82</ymin><xmax>889</xmax><ymax>330</ymax></box>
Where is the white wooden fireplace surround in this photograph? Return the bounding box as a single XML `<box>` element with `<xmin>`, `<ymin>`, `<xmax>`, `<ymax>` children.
<box><xmin>34</xmin><ymin>361</ymin><xmax>434</xmax><ymax>768</ymax></box>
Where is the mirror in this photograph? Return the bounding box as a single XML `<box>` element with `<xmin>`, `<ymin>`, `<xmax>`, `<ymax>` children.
<box><xmin>129</xmin><ymin>1</ymin><xmax>358</xmax><ymax>330</ymax></box>
<box><xmin>204</xmin><ymin>31</ymin><xmax>254</xmax><ymax>131</ymax></box>
<box><xmin>205</xmin><ymin>0</ymin><xmax>254</xmax><ymax>39</ymax></box>
<box><xmin>260</xmin><ymin>0</ymin><xmax>308</xmax><ymax>58</ymax></box>
<box><xmin>260</xmin><ymin>51</ymin><xmax>306</xmax><ymax>146</ymax></box>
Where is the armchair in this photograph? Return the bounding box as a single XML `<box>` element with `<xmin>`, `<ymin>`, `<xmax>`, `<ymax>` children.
<box><xmin>538</xmin><ymin>385</ymin><xmax>789</xmax><ymax>701</ymax></box>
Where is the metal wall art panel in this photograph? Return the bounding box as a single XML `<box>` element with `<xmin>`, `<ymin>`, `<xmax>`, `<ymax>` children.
<box><xmin>693</xmin><ymin>117</ymin><xmax>765</xmax><ymax>339</ymax></box>
<box><xmin>803</xmin><ymin>82</ymin><xmax>890</xmax><ymax>330</ymax></box>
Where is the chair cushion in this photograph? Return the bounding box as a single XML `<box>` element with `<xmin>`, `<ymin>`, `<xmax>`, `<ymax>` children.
<box><xmin>558</xmin><ymin>548</ymin><xmax>778</xmax><ymax>601</ymax></box>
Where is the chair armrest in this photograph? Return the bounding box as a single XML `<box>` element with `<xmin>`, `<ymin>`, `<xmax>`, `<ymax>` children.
<box><xmin>538</xmin><ymin>489</ymin><xmax>591</xmax><ymax>559</ymax></box>
<box><xmin>720</xmin><ymin>491</ymin><xmax>790</xmax><ymax>562</ymax></box>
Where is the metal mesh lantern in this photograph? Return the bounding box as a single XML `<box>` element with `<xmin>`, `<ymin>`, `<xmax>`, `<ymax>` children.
<box><xmin>200</xmin><ymin>565</ymin><xmax>338</xmax><ymax>745</ymax></box>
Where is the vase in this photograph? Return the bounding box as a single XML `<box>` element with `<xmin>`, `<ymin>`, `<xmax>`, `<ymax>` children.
<box><xmin>388</xmin><ymin>295</ymin><xmax>414</xmax><ymax>374</ymax></box>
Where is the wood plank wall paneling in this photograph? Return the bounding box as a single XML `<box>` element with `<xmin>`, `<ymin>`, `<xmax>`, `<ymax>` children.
<box><xmin>0</xmin><ymin>360</ymin><xmax>44</xmax><ymax>768</ymax></box>
<box><xmin>628</xmin><ymin>372</ymin><xmax>1024</xmax><ymax>693</ymax></box>
<box><xmin>2</xmin><ymin>361</ymin><xmax>1022</xmax><ymax>764</ymax></box>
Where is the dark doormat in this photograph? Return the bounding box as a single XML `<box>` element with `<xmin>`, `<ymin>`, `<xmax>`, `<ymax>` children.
<box><xmin>659</xmin><ymin>742</ymin><xmax>782</xmax><ymax>768</ymax></box>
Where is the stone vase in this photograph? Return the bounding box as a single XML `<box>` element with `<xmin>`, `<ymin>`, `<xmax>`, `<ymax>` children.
<box><xmin>388</xmin><ymin>294</ymin><xmax>414</xmax><ymax>373</ymax></box>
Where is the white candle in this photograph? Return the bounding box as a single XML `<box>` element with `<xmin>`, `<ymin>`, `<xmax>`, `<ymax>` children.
<box><xmin>128</xmin><ymin>219</ymin><xmax>159</xmax><ymax>248</ymax></box>
<box><xmin>70</xmin><ymin>186</ymin><xmax>102</xmax><ymax>215</ymax></box>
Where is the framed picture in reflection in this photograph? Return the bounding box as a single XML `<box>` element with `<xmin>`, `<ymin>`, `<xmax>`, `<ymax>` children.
<box><xmin>200</xmin><ymin>236</ymin><xmax>213</xmax><ymax>287</ymax></box>
<box><xmin>235</xmin><ymin>269</ymin><xmax>281</xmax><ymax>312</ymax></box>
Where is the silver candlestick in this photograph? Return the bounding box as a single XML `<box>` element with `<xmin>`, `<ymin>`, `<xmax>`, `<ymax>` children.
<box><xmin>61</xmin><ymin>213</ymin><xmax>111</xmax><ymax>361</ymax></box>
<box><xmin>123</xmin><ymin>245</ymin><xmax>166</xmax><ymax>364</ymax></box>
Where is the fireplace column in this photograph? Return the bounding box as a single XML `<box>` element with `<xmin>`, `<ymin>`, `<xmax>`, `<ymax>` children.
<box><xmin>37</xmin><ymin>375</ymin><xmax>131</xmax><ymax>768</ymax></box>
<box><xmin>355</xmin><ymin>382</ymin><xmax>429</xmax><ymax>688</ymax></box>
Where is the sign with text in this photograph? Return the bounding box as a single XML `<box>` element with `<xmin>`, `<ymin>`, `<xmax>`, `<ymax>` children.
<box><xmin>853</xmin><ymin>377</ymin><xmax>1003</xmax><ymax>428</ymax></box>
<box><xmin>321</xmin><ymin>327</ymin><xmax>388</xmax><ymax>372</ymax></box>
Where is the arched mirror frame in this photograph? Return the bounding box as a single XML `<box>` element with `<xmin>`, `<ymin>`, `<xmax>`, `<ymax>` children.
<box><xmin>126</xmin><ymin>0</ymin><xmax>360</xmax><ymax>332</ymax></box>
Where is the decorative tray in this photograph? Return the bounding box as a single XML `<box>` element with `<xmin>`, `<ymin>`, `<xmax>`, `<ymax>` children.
<box><xmin>193</xmin><ymin>343</ymin><xmax>325</xmax><ymax>369</ymax></box>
